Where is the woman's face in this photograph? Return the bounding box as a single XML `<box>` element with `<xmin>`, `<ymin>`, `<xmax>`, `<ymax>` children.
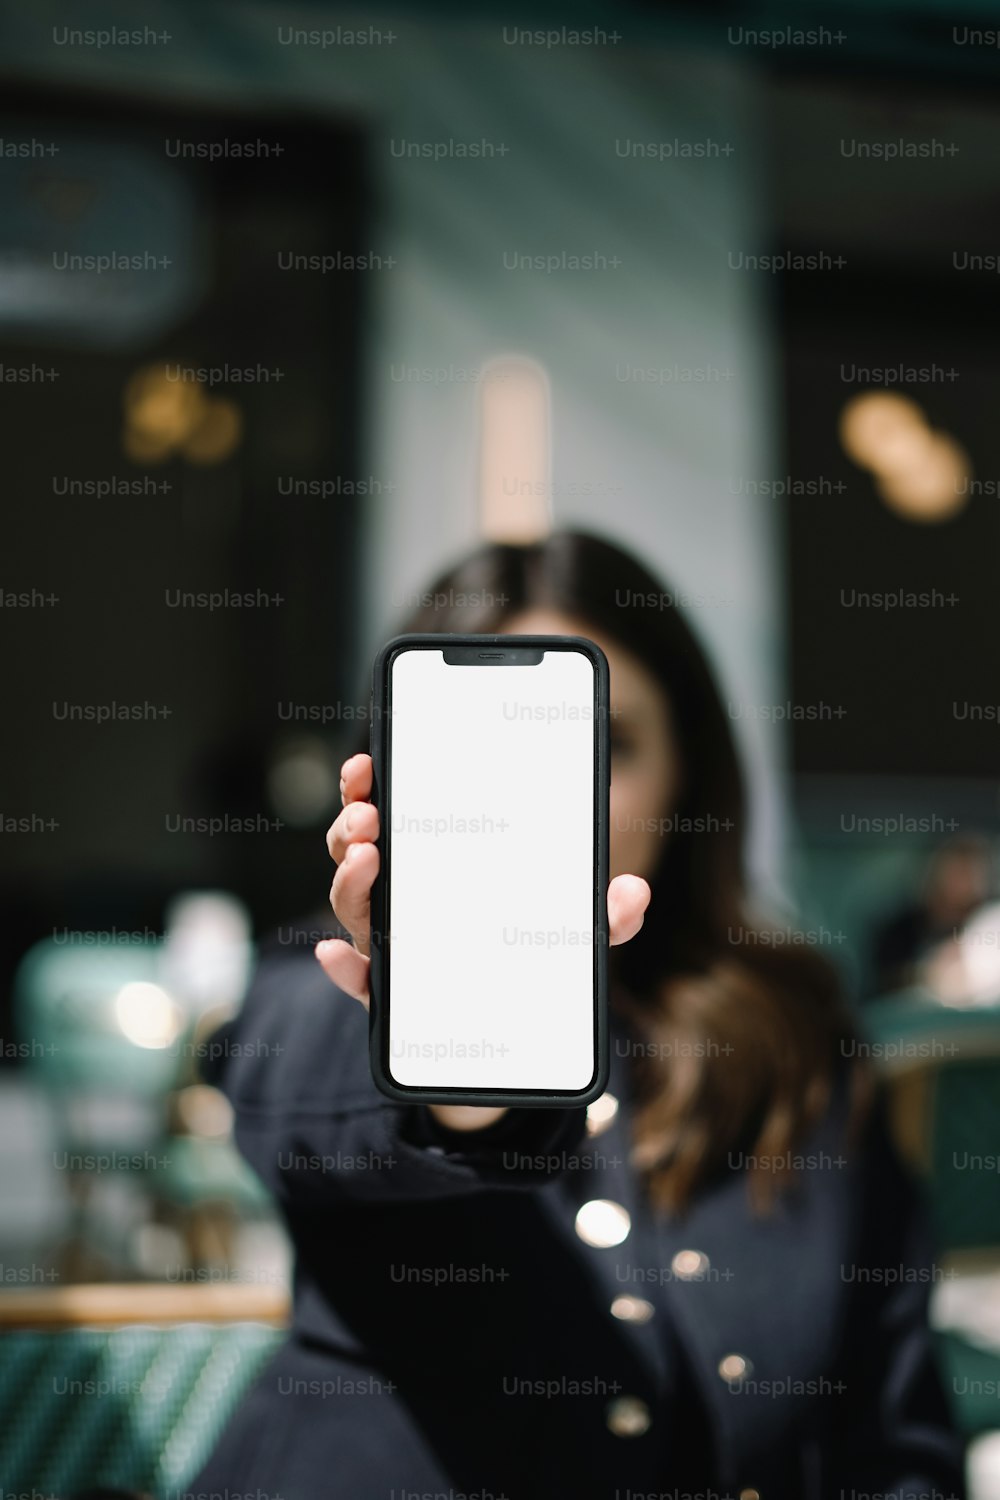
<box><xmin>501</xmin><ymin>609</ymin><xmax>680</xmax><ymax>882</ymax></box>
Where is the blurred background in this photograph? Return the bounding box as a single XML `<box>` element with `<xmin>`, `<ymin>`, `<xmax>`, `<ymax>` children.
<box><xmin>3</xmin><ymin>0</ymin><xmax>1000</xmax><ymax>1492</ymax></box>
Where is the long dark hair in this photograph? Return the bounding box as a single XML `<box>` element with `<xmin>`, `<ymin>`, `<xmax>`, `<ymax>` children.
<box><xmin>396</xmin><ymin>529</ymin><xmax>870</xmax><ymax>1211</ymax></box>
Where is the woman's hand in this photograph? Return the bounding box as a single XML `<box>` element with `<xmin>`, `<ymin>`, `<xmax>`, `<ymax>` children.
<box><xmin>316</xmin><ymin>752</ymin><xmax>651</xmax><ymax>1132</ymax></box>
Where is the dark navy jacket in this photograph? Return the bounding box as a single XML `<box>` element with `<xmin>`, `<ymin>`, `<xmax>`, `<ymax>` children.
<box><xmin>194</xmin><ymin>936</ymin><xmax>966</xmax><ymax>1500</ymax></box>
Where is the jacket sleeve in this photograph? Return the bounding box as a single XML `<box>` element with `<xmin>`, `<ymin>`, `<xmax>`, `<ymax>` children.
<box><xmin>201</xmin><ymin>938</ymin><xmax>589</xmax><ymax>1209</ymax></box>
<box><xmin>831</xmin><ymin>1092</ymin><xmax>967</xmax><ymax>1500</ymax></box>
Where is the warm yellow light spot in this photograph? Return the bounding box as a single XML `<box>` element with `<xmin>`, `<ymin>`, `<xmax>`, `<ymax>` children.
<box><xmin>574</xmin><ymin>1198</ymin><xmax>631</xmax><ymax>1248</ymax></box>
<box><xmin>876</xmin><ymin>433</ymin><xmax>969</xmax><ymax>523</ymax></box>
<box><xmin>839</xmin><ymin>392</ymin><xmax>925</xmax><ymax>470</ymax></box>
<box><xmin>113</xmin><ymin>981</ymin><xmax>183</xmax><ymax>1050</ymax></box>
<box><xmin>839</xmin><ymin>391</ymin><xmax>970</xmax><ymax>523</ymax></box>
<box><xmin>122</xmin><ymin>364</ymin><xmax>243</xmax><ymax>467</ymax></box>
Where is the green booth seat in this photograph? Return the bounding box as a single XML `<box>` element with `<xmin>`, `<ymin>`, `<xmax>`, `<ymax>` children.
<box><xmin>0</xmin><ymin>1316</ymin><xmax>283</xmax><ymax>1496</ymax></box>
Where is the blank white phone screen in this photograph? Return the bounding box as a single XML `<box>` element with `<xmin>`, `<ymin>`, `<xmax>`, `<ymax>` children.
<box><xmin>387</xmin><ymin>647</ymin><xmax>597</xmax><ymax>1091</ymax></box>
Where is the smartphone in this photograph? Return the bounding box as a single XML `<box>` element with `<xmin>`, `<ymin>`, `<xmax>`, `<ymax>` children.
<box><xmin>368</xmin><ymin>633</ymin><xmax>610</xmax><ymax>1107</ymax></box>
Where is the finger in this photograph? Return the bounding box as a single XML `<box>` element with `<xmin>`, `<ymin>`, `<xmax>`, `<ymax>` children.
<box><xmin>315</xmin><ymin>938</ymin><xmax>370</xmax><ymax>1008</ymax></box>
<box><xmin>608</xmin><ymin>874</ymin><xmax>651</xmax><ymax>947</ymax></box>
<box><xmin>327</xmin><ymin>800</ymin><xmax>380</xmax><ymax>864</ymax></box>
<box><xmin>340</xmin><ymin>753</ymin><xmax>373</xmax><ymax>808</ymax></box>
<box><xmin>330</xmin><ymin>841</ymin><xmax>379</xmax><ymax>954</ymax></box>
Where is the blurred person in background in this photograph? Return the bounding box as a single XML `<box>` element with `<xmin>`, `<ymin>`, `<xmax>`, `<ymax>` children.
<box><xmin>871</xmin><ymin>835</ymin><xmax>994</xmax><ymax>998</ymax></box>
<box><xmin>193</xmin><ymin>531</ymin><xmax>964</xmax><ymax>1500</ymax></box>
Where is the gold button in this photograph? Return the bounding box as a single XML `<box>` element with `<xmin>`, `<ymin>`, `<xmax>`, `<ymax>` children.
<box><xmin>671</xmin><ymin>1248</ymin><xmax>710</xmax><ymax>1280</ymax></box>
<box><xmin>605</xmin><ymin>1394</ymin><xmax>651</xmax><ymax>1437</ymax></box>
<box><xmin>574</xmin><ymin>1199</ymin><xmax>631</xmax><ymax>1248</ymax></box>
<box><xmin>718</xmin><ymin>1352</ymin><xmax>752</xmax><ymax>1383</ymax></box>
<box><xmin>739</xmin><ymin>1489</ymin><xmax>760</xmax><ymax>1500</ymax></box>
<box><xmin>586</xmin><ymin>1091</ymin><xmax>619</xmax><ymax>1136</ymax></box>
<box><xmin>610</xmin><ymin>1294</ymin><xmax>655</xmax><ymax>1324</ymax></box>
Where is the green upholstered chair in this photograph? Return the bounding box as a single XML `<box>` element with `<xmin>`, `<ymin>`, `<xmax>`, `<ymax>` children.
<box><xmin>0</xmin><ymin>1285</ymin><xmax>286</xmax><ymax>1497</ymax></box>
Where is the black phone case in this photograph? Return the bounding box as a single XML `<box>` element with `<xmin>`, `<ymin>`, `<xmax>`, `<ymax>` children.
<box><xmin>368</xmin><ymin>632</ymin><xmax>610</xmax><ymax>1108</ymax></box>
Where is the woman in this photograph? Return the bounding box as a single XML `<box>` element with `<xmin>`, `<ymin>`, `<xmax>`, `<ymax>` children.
<box><xmin>194</xmin><ymin>531</ymin><xmax>964</xmax><ymax>1500</ymax></box>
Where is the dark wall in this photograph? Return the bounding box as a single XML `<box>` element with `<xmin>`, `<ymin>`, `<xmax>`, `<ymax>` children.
<box><xmin>0</xmin><ymin>84</ymin><xmax>370</xmax><ymax>1012</ymax></box>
